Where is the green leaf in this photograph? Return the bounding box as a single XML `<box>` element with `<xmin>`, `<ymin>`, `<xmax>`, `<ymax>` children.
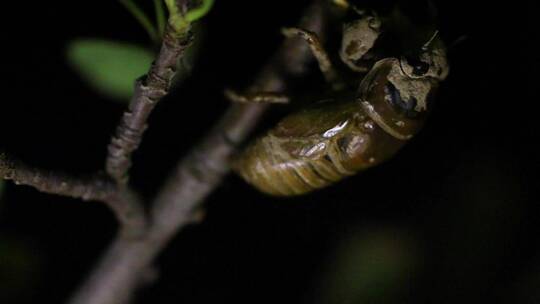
<box><xmin>66</xmin><ymin>39</ymin><xmax>154</xmax><ymax>101</ymax></box>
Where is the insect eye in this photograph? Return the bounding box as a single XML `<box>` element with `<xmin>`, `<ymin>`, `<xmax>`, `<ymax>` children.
<box><xmin>384</xmin><ymin>83</ymin><xmax>420</xmax><ymax>118</ymax></box>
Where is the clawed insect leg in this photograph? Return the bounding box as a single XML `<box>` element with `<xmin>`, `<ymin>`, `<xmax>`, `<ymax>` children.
<box><xmin>224</xmin><ymin>89</ymin><xmax>290</xmax><ymax>104</ymax></box>
<box><xmin>282</xmin><ymin>27</ymin><xmax>344</xmax><ymax>90</ymax></box>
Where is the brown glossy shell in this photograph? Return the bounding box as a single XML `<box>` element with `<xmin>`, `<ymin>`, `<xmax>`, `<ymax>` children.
<box><xmin>234</xmin><ymin>58</ymin><xmax>433</xmax><ymax>196</ymax></box>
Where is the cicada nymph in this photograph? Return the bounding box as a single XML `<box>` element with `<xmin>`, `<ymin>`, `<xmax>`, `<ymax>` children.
<box><xmin>232</xmin><ymin>3</ymin><xmax>449</xmax><ymax>196</ymax></box>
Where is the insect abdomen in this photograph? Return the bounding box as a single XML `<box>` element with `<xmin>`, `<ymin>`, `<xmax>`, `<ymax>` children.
<box><xmin>234</xmin><ymin>57</ymin><xmax>442</xmax><ymax>196</ymax></box>
<box><xmin>233</xmin><ymin>102</ymin><xmax>407</xmax><ymax>196</ymax></box>
<box><xmin>234</xmin><ymin>136</ymin><xmax>350</xmax><ymax>196</ymax></box>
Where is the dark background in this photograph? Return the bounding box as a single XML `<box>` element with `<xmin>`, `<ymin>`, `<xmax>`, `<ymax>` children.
<box><xmin>0</xmin><ymin>0</ymin><xmax>537</xmax><ymax>303</ymax></box>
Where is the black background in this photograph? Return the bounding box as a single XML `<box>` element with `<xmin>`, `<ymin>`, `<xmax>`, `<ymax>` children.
<box><xmin>0</xmin><ymin>0</ymin><xmax>537</xmax><ymax>303</ymax></box>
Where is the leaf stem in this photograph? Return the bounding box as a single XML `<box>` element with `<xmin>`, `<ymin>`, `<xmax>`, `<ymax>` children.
<box><xmin>185</xmin><ymin>0</ymin><xmax>214</xmax><ymax>22</ymax></box>
<box><xmin>118</xmin><ymin>0</ymin><xmax>159</xmax><ymax>43</ymax></box>
<box><xmin>154</xmin><ymin>0</ymin><xmax>167</xmax><ymax>37</ymax></box>
<box><xmin>164</xmin><ymin>0</ymin><xmax>214</xmax><ymax>37</ymax></box>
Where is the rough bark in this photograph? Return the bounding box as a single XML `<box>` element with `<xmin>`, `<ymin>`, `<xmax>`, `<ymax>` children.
<box><xmin>0</xmin><ymin>152</ymin><xmax>146</xmax><ymax>236</ymax></box>
<box><xmin>106</xmin><ymin>26</ymin><xmax>194</xmax><ymax>185</ymax></box>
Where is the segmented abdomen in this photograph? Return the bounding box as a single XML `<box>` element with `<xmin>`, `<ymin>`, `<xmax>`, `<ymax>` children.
<box><xmin>233</xmin><ymin>57</ymin><xmax>438</xmax><ymax>196</ymax></box>
<box><xmin>234</xmin><ymin>134</ymin><xmax>355</xmax><ymax>196</ymax></box>
<box><xmin>233</xmin><ymin>109</ymin><xmax>407</xmax><ymax>196</ymax></box>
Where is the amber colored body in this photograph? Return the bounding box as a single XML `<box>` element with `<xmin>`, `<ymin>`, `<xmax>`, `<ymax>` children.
<box><xmin>234</xmin><ymin>58</ymin><xmax>435</xmax><ymax>196</ymax></box>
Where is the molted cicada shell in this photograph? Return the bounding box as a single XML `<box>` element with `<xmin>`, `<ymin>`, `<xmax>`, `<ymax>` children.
<box><xmin>233</xmin><ymin>36</ymin><xmax>448</xmax><ymax>196</ymax></box>
<box><xmin>339</xmin><ymin>11</ymin><xmax>382</xmax><ymax>72</ymax></box>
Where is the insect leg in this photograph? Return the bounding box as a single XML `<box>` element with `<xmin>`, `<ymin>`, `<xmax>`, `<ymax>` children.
<box><xmin>281</xmin><ymin>27</ymin><xmax>344</xmax><ymax>90</ymax></box>
<box><xmin>224</xmin><ymin>89</ymin><xmax>290</xmax><ymax>104</ymax></box>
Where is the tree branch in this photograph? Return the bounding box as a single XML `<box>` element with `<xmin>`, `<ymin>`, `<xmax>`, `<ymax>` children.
<box><xmin>0</xmin><ymin>152</ymin><xmax>112</xmax><ymax>201</ymax></box>
<box><xmin>69</xmin><ymin>1</ymin><xmax>328</xmax><ymax>304</ymax></box>
<box><xmin>106</xmin><ymin>25</ymin><xmax>193</xmax><ymax>184</ymax></box>
<box><xmin>0</xmin><ymin>152</ymin><xmax>146</xmax><ymax>235</ymax></box>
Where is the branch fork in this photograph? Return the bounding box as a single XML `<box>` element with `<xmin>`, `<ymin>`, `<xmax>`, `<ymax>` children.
<box><xmin>2</xmin><ymin>1</ymin><xmax>327</xmax><ymax>303</ymax></box>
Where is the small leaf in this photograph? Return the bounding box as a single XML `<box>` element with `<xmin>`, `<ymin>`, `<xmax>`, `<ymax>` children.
<box><xmin>66</xmin><ymin>39</ymin><xmax>154</xmax><ymax>101</ymax></box>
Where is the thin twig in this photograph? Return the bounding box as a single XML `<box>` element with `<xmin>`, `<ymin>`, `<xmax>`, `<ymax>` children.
<box><xmin>0</xmin><ymin>152</ymin><xmax>146</xmax><ymax>235</ymax></box>
<box><xmin>69</xmin><ymin>2</ymin><xmax>327</xmax><ymax>304</ymax></box>
<box><xmin>0</xmin><ymin>152</ymin><xmax>112</xmax><ymax>201</ymax></box>
<box><xmin>106</xmin><ymin>25</ymin><xmax>193</xmax><ymax>185</ymax></box>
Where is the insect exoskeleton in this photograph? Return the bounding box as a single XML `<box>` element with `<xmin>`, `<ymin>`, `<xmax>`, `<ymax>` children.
<box><xmin>233</xmin><ymin>39</ymin><xmax>448</xmax><ymax>196</ymax></box>
<box><xmin>340</xmin><ymin>12</ymin><xmax>382</xmax><ymax>72</ymax></box>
